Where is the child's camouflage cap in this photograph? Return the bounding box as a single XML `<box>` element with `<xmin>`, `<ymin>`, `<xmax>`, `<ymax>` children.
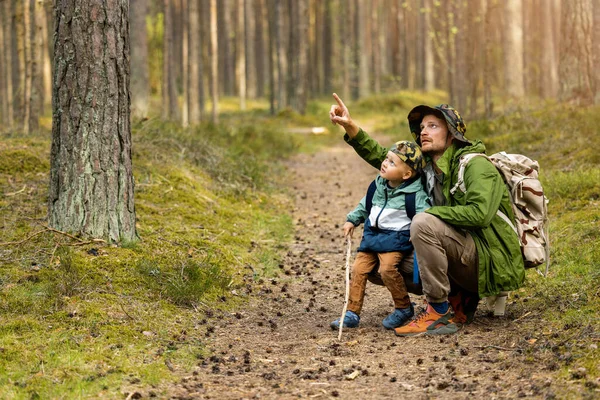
<box><xmin>389</xmin><ymin>140</ymin><xmax>426</xmax><ymax>174</ymax></box>
<box><xmin>407</xmin><ymin>104</ymin><xmax>470</xmax><ymax>146</ymax></box>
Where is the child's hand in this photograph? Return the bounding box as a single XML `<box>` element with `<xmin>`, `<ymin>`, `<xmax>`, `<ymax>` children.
<box><xmin>343</xmin><ymin>222</ymin><xmax>355</xmax><ymax>238</ymax></box>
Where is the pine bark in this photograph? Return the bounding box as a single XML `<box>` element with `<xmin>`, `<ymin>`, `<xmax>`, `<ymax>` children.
<box><xmin>130</xmin><ymin>0</ymin><xmax>150</xmax><ymax>118</ymax></box>
<box><xmin>540</xmin><ymin>1</ymin><xmax>558</xmax><ymax>98</ymax></box>
<box><xmin>274</xmin><ymin>0</ymin><xmax>286</xmax><ymax>108</ymax></box>
<box><xmin>188</xmin><ymin>0</ymin><xmax>203</xmax><ymax>122</ymax></box>
<box><xmin>182</xmin><ymin>0</ymin><xmax>189</xmax><ymax>126</ymax></box>
<box><xmin>245</xmin><ymin>0</ymin><xmax>256</xmax><ymax>99</ymax></box>
<box><xmin>503</xmin><ymin>0</ymin><xmax>525</xmax><ymax>98</ymax></box>
<box><xmin>372</xmin><ymin>0</ymin><xmax>381</xmax><ymax>93</ymax></box>
<box><xmin>357</xmin><ymin>0</ymin><xmax>369</xmax><ymax>98</ymax></box>
<box><xmin>41</xmin><ymin>2</ymin><xmax>52</xmax><ymax>110</ymax></box>
<box><xmin>254</xmin><ymin>0</ymin><xmax>266</xmax><ymax>98</ymax></box>
<box><xmin>237</xmin><ymin>0</ymin><xmax>247</xmax><ymax>110</ymax></box>
<box><xmin>593</xmin><ymin>0</ymin><xmax>600</xmax><ymax>103</ymax></box>
<box><xmin>296</xmin><ymin>0</ymin><xmax>308</xmax><ymax>114</ymax></box>
<box><xmin>424</xmin><ymin>0</ymin><xmax>435</xmax><ymax>92</ymax></box>
<box><xmin>210</xmin><ymin>0</ymin><xmax>219</xmax><ymax>122</ymax></box>
<box><xmin>49</xmin><ymin>0</ymin><xmax>137</xmax><ymax>243</ymax></box>
<box><xmin>339</xmin><ymin>0</ymin><xmax>351</xmax><ymax>101</ymax></box>
<box><xmin>162</xmin><ymin>0</ymin><xmax>179</xmax><ymax>120</ymax></box>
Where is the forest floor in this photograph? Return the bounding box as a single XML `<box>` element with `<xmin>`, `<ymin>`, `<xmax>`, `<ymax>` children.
<box><xmin>151</xmin><ymin>133</ymin><xmax>590</xmax><ymax>400</ymax></box>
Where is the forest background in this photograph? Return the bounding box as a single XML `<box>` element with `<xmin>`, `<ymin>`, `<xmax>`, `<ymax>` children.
<box><xmin>0</xmin><ymin>0</ymin><xmax>599</xmax><ymax>398</ymax></box>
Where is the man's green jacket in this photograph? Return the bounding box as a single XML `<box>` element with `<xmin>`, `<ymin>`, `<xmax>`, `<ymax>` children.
<box><xmin>345</xmin><ymin>129</ymin><xmax>525</xmax><ymax>298</ymax></box>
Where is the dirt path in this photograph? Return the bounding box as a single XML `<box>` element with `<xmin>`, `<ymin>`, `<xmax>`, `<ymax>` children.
<box><xmin>163</xmin><ymin>136</ymin><xmax>563</xmax><ymax>399</ymax></box>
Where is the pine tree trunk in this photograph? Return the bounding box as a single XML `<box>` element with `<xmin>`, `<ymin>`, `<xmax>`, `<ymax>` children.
<box><xmin>397</xmin><ymin>0</ymin><xmax>408</xmax><ymax>88</ymax></box>
<box><xmin>210</xmin><ymin>0</ymin><xmax>219</xmax><ymax>122</ymax></box>
<box><xmin>504</xmin><ymin>0</ymin><xmax>525</xmax><ymax>98</ymax></box>
<box><xmin>23</xmin><ymin>0</ymin><xmax>32</xmax><ymax>132</ymax></box>
<box><xmin>357</xmin><ymin>0</ymin><xmax>369</xmax><ymax>98</ymax></box>
<box><xmin>296</xmin><ymin>0</ymin><xmax>308</xmax><ymax>114</ymax></box>
<box><xmin>322</xmin><ymin>0</ymin><xmax>333</xmax><ymax>96</ymax></box>
<box><xmin>254</xmin><ymin>0</ymin><xmax>265</xmax><ymax>98</ymax></box>
<box><xmin>236</xmin><ymin>0</ymin><xmax>246</xmax><ymax>110</ymax></box>
<box><xmin>49</xmin><ymin>0</ymin><xmax>137</xmax><ymax>243</ymax></box>
<box><xmin>217</xmin><ymin>0</ymin><xmax>233</xmax><ymax>96</ymax></box>
<box><xmin>340</xmin><ymin>0</ymin><xmax>351</xmax><ymax>101</ymax></box>
<box><xmin>245</xmin><ymin>0</ymin><xmax>256</xmax><ymax>99</ymax></box>
<box><xmin>27</xmin><ymin>0</ymin><xmax>42</xmax><ymax>132</ymax></box>
<box><xmin>424</xmin><ymin>0</ymin><xmax>435</xmax><ymax>92</ymax></box>
<box><xmin>0</xmin><ymin>10</ymin><xmax>6</xmax><ymax>127</ymax></box>
<box><xmin>130</xmin><ymin>0</ymin><xmax>150</xmax><ymax>118</ymax></box>
<box><xmin>482</xmin><ymin>0</ymin><xmax>494</xmax><ymax>118</ymax></box>
<box><xmin>286</xmin><ymin>0</ymin><xmax>296</xmax><ymax>108</ymax></box>
<box><xmin>372</xmin><ymin>0</ymin><xmax>381</xmax><ymax>93</ymax></box>
<box><xmin>162</xmin><ymin>0</ymin><xmax>179</xmax><ymax>120</ymax></box>
<box><xmin>275</xmin><ymin>0</ymin><xmax>286</xmax><ymax>108</ymax></box>
<box><xmin>189</xmin><ymin>0</ymin><xmax>203</xmax><ymax>122</ymax></box>
<box><xmin>41</xmin><ymin>1</ymin><xmax>52</xmax><ymax>111</ymax></box>
<box><xmin>593</xmin><ymin>0</ymin><xmax>600</xmax><ymax>103</ymax></box>
<box><xmin>182</xmin><ymin>0</ymin><xmax>189</xmax><ymax>126</ymax></box>
<box><xmin>267</xmin><ymin>0</ymin><xmax>275</xmax><ymax>114</ymax></box>
<box><xmin>2</xmin><ymin>0</ymin><xmax>14</xmax><ymax>127</ymax></box>
<box><xmin>540</xmin><ymin>1</ymin><xmax>558</xmax><ymax>98</ymax></box>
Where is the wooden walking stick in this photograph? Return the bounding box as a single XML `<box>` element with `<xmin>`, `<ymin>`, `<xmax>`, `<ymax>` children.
<box><xmin>338</xmin><ymin>236</ymin><xmax>352</xmax><ymax>341</ymax></box>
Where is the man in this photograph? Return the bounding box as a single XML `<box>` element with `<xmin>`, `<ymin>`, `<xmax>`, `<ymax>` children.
<box><xmin>329</xmin><ymin>93</ymin><xmax>525</xmax><ymax>336</ymax></box>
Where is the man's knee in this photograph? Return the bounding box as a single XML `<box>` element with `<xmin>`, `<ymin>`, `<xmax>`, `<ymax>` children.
<box><xmin>410</xmin><ymin>212</ymin><xmax>443</xmax><ymax>239</ymax></box>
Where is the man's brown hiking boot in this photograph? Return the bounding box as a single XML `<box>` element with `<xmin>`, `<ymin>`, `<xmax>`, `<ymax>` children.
<box><xmin>448</xmin><ymin>289</ymin><xmax>480</xmax><ymax>325</ymax></box>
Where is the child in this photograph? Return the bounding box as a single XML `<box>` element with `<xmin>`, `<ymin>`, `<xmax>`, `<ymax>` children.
<box><xmin>331</xmin><ymin>140</ymin><xmax>430</xmax><ymax>330</ymax></box>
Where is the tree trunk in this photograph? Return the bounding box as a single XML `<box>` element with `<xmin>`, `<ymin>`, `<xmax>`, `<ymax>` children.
<box><xmin>503</xmin><ymin>0</ymin><xmax>525</xmax><ymax>98</ymax></box>
<box><xmin>4</xmin><ymin>0</ymin><xmax>15</xmax><ymax>127</ymax></box>
<box><xmin>27</xmin><ymin>0</ymin><xmax>43</xmax><ymax>132</ymax></box>
<box><xmin>49</xmin><ymin>0</ymin><xmax>137</xmax><ymax>242</ymax></box>
<box><xmin>483</xmin><ymin>0</ymin><xmax>494</xmax><ymax>117</ymax></box>
<box><xmin>23</xmin><ymin>0</ymin><xmax>32</xmax><ymax>132</ymax></box>
<box><xmin>424</xmin><ymin>0</ymin><xmax>435</xmax><ymax>92</ymax></box>
<box><xmin>254</xmin><ymin>0</ymin><xmax>266</xmax><ymax>98</ymax></box>
<box><xmin>217</xmin><ymin>0</ymin><xmax>233</xmax><ymax>96</ymax></box>
<box><xmin>245</xmin><ymin>0</ymin><xmax>256</xmax><ymax>99</ymax></box>
<box><xmin>0</xmin><ymin>9</ymin><xmax>5</xmax><ymax>127</ymax></box>
<box><xmin>182</xmin><ymin>0</ymin><xmax>189</xmax><ymax>126</ymax></box>
<box><xmin>40</xmin><ymin>1</ymin><xmax>52</xmax><ymax>111</ymax></box>
<box><xmin>339</xmin><ymin>0</ymin><xmax>351</xmax><ymax>101</ymax></box>
<box><xmin>189</xmin><ymin>0</ymin><xmax>203</xmax><ymax>122</ymax></box>
<box><xmin>286</xmin><ymin>0</ymin><xmax>296</xmax><ymax>108</ymax></box>
<box><xmin>267</xmin><ymin>0</ymin><xmax>275</xmax><ymax>114</ymax></box>
<box><xmin>322</xmin><ymin>0</ymin><xmax>333</xmax><ymax>96</ymax></box>
<box><xmin>296</xmin><ymin>0</ymin><xmax>308</xmax><ymax>114</ymax></box>
<box><xmin>540</xmin><ymin>1</ymin><xmax>558</xmax><ymax>98</ymax></box>
<box><xmin>593</xmin><ymin>0</ymin><xmax>600</xmax><ymax>103</ymax></box>
<box><xmin>397</xmin><ymin>0</ymin><xmax>408</xmax><ymax>88</ymax></box>
<box><xmin>162</xmin><ymin>0</ymin><xmax>179</xmax><ymax>120</ymax></box>
<box><xmin>275</xmin><ymin>0</ymin><xmax>286</xmax><ymax>108</ymax></box>
<box><xmin>210</xmin><ymin>0</ymin><xmax>219</xmax><ymax>122</ymax></box>
<box><xmin>236</xmin><ymin>0</ymin><xmax>246</xmax><ymax>110</ymax></box>
<box><xmin>130</xmin><ymin>0</ymin><xmax>150</xmax><ymax>118</ymax></box>
<box><xmin>372</xmin><ymin>0</ymin><xmax>381</xmax><ymax>93</ymax></box>
<box><xmin>357</xmin><ymin>0</ymin><xmax>369</xmax><ymax>98</ymax></box>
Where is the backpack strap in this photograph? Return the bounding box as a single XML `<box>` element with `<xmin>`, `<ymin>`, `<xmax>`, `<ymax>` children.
<box><xmin>405</xmin><ymin>192</ymin><xmax>416</xmax><ymax>220</ymax></box>
<box><xmin>449</xmin><ymin>153</ymin><xmax>489</xmax><ymax>196</ymax></box>
<box><xmin>365</xmin><ymin>179</ymin><xmax>377</xmax><ymax>213</ymax></box>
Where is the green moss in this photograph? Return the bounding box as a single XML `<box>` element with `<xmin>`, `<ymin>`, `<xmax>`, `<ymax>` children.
<box><xmin>0</xmin><ymin>148</ymin><xmax>50</xmax><ymax>174</ymax></box>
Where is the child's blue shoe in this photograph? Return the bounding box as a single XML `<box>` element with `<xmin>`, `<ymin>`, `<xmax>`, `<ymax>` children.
<box><xmin>382</xmin><ymin>304</ymin><xmax>414</xmax><ymax>329</ymax></box>
<box><xmin>330</xmin><ymin>311</ymin><xmax>360</xmax><ymax>329</ymax></box>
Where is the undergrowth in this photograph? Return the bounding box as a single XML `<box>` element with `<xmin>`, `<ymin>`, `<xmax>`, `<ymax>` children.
<box><xmin>0</xmin><ymin>106</ymin><xmax>305</xmax><ymax>398</ymax></box>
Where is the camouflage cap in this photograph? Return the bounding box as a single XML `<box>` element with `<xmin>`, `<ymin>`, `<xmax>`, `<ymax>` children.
<box><xmin>407</xmin><ymin>104</ymin><xmax>470</xmax><ymax>146</ymax></box>
<box><xmin>389</xmin><ymin>140</ymin><xmax>426</xmax><ymax>175</ymax></box>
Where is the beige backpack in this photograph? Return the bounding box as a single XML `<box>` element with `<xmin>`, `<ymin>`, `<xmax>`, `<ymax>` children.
<box><xmin>450</xmin><ymin>152</ymin><xmax>550</xmax><ymax>276</ymax></box>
